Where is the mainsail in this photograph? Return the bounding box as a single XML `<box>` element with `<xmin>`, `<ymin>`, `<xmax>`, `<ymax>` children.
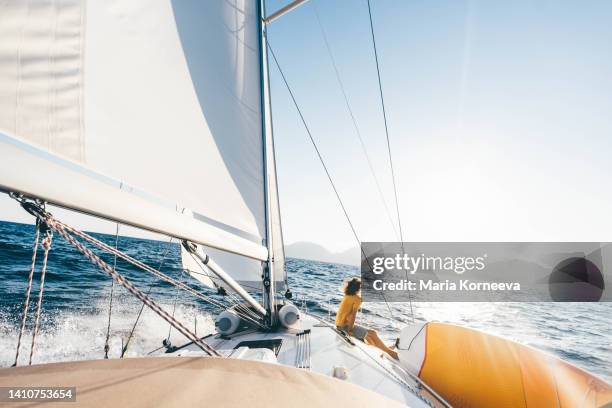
<box><xmin>0</xmin><ymin>1</ymin><xmax>285</xmax><ymax>290</ymax></box>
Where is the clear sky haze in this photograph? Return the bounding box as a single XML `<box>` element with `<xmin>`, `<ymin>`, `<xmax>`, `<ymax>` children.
<box><xmin>2</xmin><ymin>0</ymin><xmax>611</xmax><ymax>252</ymax></box>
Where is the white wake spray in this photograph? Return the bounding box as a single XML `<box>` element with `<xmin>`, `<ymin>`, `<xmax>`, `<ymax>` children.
<box><xmin>0</xmin><ymin>297</ymin><xmax>215</xmax><ymax>367</ymax></box>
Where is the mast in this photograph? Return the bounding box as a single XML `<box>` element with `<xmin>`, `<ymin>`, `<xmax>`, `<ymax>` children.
<box><xmin>257</xmin><ymin>0</ymin><xmax>310</xmax><ymax>326</ymax></box>
<box><xmin>259</xmin><ymin>0</ymin><xmax>277</xmax><ymax>325</ymax></box>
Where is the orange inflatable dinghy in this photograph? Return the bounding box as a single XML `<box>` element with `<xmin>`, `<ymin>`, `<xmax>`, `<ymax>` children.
<box><xmin>397</xmin><ymin>322</ymin><xmax>612</xmax><ymax>408</ymax></box>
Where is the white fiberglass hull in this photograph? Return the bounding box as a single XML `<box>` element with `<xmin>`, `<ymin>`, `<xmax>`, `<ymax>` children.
<box><xmin>165</xmin><ymin>312</ymin><xmax>438</xmax><ymax>407</ymax></box>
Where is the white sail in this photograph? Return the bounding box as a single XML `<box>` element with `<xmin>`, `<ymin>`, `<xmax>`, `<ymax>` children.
<box><xmin>0</xmin><ymin>0</ymin><xmax>285</xmax><ymax>286</ymax></box>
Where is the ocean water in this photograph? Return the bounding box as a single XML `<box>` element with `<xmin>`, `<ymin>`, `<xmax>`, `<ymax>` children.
<box><xmin>0</xmin><ymin>221</ymin><xmax>610</xmax><ymax>382</ymax></box>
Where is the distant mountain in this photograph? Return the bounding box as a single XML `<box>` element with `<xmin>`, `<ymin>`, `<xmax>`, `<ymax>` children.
<box><xmin>284</xmin><ymin>242</ymin><xmax>360</xmax><ymax>266</ymax></box>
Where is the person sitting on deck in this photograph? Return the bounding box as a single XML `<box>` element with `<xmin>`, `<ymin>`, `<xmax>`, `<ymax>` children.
<box><xmin>335</xmin><ymin>277</ymin><xmax>398</xmax><ymax>360</ymax></box>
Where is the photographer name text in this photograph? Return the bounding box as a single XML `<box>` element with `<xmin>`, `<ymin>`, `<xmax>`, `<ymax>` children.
<box><xmin>372</xmin><ymin>279</ymin><xmax>521</xmax><ymax>291</ymax></box>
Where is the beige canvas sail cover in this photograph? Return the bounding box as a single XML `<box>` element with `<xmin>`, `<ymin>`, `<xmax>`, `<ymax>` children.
<box><xmin>0</xmin><ymin>0</ymin><xmax>285</xmax><ymax>288</ymax></box>
<box><xmin>0</xmin><ymin>357</ymin><xmax>404</xmax><ymax>407</ymax></box>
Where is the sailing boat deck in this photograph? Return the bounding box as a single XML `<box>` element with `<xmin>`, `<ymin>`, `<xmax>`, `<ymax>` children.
<box><xmin>166</xmin><ymin>313</ymin><xmax>434</xmax><ymax>407</ymax></box>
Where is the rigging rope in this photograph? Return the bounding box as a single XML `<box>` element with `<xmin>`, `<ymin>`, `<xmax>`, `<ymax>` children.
<box><xmin>119</xmin><ymin>285</ymin><xmax>153</xmax><ymax>358</ymax></box>
<box><xmin>11</xmin><ymin>197</ymin><xmax>267</xmax><ymax>358</ymax></box>
<box><xmin>41</xmin><ymin>215</ymin><xmax>219</xmax><ymax>356</ymax></box>
<box><xmin>185</xmin><ymin>252</ymin><xmax>266</xmax><ymax>328</ymax></box>
<box><xmin>29</xmin><ymin>224</ymin><xmax>53</xmax><ymax>365</ymax></box>
<box><xmin>123</xmin><ymin>242</ymin><xmax>265</xmax><ymax>355</ymax></box>
<box><xmin>104</xmin><ymin>223</ymin><xmax>120</xmax><ymax>359</ymax></box>
<box><xmin>123</xmin><ymin>237</ymin><xmax>174</xmax><ymax>357</ymax></box>
<box><xmin>13</xmin><ymin>220</ymin><xmax>41</xmax><ymax>366</ymax></box>
<box><xmin>312</xmin><ymin>4</ymin><xmax>399</xmax><ymax>240</ymax></box>
<box><xmin>166</xmin><ymin>267</ymin><xmax>185</xmax><ymax>342</ymax></box>
<box><xmin>267</xmin><ymin>42</ymin><xmax>373</xmax><ymax>271</ymax></box>
<box><xmin>366</xmin><ymin>0</ymin><xmax>404</xmax><ymax>244</ymax></box>
<box><xmin>53</xmin><ymin>219</ymin><xmax>257</xmax><ymax>323</ymax></box>
<box><xmin>266</xmin><ymin>41</ymin><xmax>406</xmax><ymax>331</ymax></box>
<box><xmin>266</xmin><ymin>40</ymin><xmax>408</xmax><ymax>334</ymax></box>
<box><xmin>367</xmin><ymin>0</ymin><xmax>414</xmax><ymax>322</ymax></box>
<box><xmin>9</xmin><ymin>197</ymin><xmax>220</xmax><ymax>356</ymax></box>
<box><xmin>121</xmin><ymin>287</ymin><xmax>151</xmax><ymax>358</ymax></box>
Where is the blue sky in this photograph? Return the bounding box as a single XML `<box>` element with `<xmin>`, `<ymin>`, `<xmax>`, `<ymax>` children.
<box><xmin>1</xmin><ymin>1</ymin><xmax>611</xmax><ymax>252</ymax></box>
<box><xmin>266</xmin><ymin>0</ymin><xmax>612</xmax><ymax>251</ymax></box>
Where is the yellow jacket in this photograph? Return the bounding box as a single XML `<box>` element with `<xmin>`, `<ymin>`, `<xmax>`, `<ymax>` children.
<box><xmin>335</xmin><ymin>294</ymin><xmax>361</xmax><ymax>327</ymax></box>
